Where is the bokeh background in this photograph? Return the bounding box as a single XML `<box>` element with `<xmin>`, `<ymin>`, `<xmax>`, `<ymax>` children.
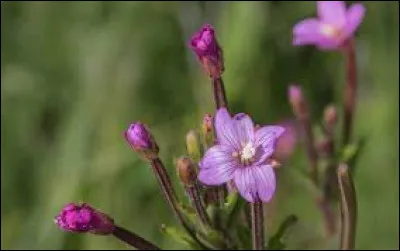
<box><xmin>1</xmin><ymin>1</ymin><xmax>398</xmax><ymax>250</ymax></box>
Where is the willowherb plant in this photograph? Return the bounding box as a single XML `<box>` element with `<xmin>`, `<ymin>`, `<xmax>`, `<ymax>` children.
<box><xmin>55</xmin><ymin>1</ymin><xmax>366</xmax><ymax>250</ymax></box>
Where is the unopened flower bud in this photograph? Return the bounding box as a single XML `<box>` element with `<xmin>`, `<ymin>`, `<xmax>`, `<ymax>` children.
<box><xmin>189</xmin><ymin>24</ymin><xmax>224</xmax><ymax>78</ymax></box>
<box><xmin>323</xmin><ymin>105</ymin><xmax>338</xmax><ymax>129</ymax></box>
<box><xmin>176</xmin><ymin>157</ymin><xmax>197</xmax><ymax>187</ymax></box>
<box><xmin>125</xmin><ymin>122</ymin><xmax>159</xmax><ymax>160</ymax></box>
<box><xmin>288</xmin><ymin>85</ymin><xmax>303</xmax><ymax>106</ymax></box>
<box><xmin>55</xmin><ymin>203</ymin><xmax>115</xmax><ymax>235</ymax></box>
<box><xmin>288</xmin><ymin>84</ymin><xmax>308</xmax><ymax>119</ymax></box>
<box><xmin>186</xmin><ymin>130</ymin><xmax>201</xmax><ymax>161</ymax></box>
<box><xmin>202</xmin><ymin>114</ymin><xmax>213</xmax><ymax>133</ymax></box>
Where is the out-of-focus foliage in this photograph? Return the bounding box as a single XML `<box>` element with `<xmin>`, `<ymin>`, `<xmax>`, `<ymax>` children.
<box><xmin>1</xmin><ymin>1</ymin><xmax>398</xmax><ymax>250</ymax></box>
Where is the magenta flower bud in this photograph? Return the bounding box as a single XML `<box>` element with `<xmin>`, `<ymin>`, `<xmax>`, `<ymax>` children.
<box><xmin>125</xmin><ymin>122</ymin><xmax>159</xmax><ymax>160</ymax></box>
<box><xmin>288</xmin><ymin>85</ymin><xmax>303</xmax><ymax>106</ymax></box>
<box><xmin>189</xmin><ymin>24</ymin><xmax>224</xmax><ymax>78</ymax></box>
<box><xmin>55</xmin><ymin>203</ymin><xmax>115</xmax><ymax>235</ymax></box>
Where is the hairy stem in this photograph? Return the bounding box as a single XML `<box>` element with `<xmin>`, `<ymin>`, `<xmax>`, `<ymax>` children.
<box><xmin>338</xmin><ymin>164</ymin><xmax>357</xmax><ymax>250</ymax></box>
<box><xmin>212</xmin><ymin>76</ymin><xmax>228</xmax><ymax>110</ymax></box>
<box><xmin>112</xmin><ymin>225</ymin><xmax>161</xmax><ymax>250</ymax></box>
<box><xmin>342</xmin><ymin>39</ymin><xmax>357</xmax><ymax>147</ymax></box>
<box><xmin>150</xmin><ymin>158</ymin><xmax>211</xmax><ymax>250</ymax></box>
<box><xmin>185</xmin><ymin>184</ymin><xmax>211</xmax><ymax>226</ymax></box>
<box><xmin>251</xmin><ymin>201</ymin><xmax>264</xmax><ymax>250</ymax></box>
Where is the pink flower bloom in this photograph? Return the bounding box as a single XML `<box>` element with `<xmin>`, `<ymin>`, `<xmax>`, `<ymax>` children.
<box><xmin>55</xmin><ymin>203</ymin><xmax>115</xmax><ymax>235</ymax></box>
<box><xmin>198</xmin><ymin>108</ymin><xmax>285</xmax><ymax>203</ymax></box>
<box><xmin>189</xmin><ymin>24</ymin><xmax>224</xmax><ymax>77</ymax></box>
<box><xmin>293</xmin><ymin>1</ymin><xmax>366</xmax><ymax>50</ymax></box>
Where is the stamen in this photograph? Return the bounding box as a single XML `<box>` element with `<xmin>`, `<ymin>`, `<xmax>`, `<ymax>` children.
<box><xmin>320</xmin><ymin>24</ymin><xmax>341</xmax><ymax>38</ymax></box>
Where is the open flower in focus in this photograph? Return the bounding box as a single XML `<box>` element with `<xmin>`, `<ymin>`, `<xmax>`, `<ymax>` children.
<box><xmin>293</xmin><ymin>1</ymin><xmax>366</xmax><ymax>50</ymax></box>
<box><xmin>55</xmin><ymin>203</ymin><xmax>115</xmax><ymax>235</ymax></box>
<box><xmin>198</xmin><ymin>108</ymin><xmax>285</xmax><ymax>203</ymax></box>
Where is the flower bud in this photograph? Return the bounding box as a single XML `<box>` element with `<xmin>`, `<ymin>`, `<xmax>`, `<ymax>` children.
<box><xmin>288</xmin><ymin>85</ymin><xmax>303</xmax><ymax>107</ymax></box>
<box><xmin>176</xmin><ymin>156</ymin><xmax>197</xmax><ymax>187</ymax></box>
<box><xmin>288</xmin><ymin>84</ymin><xmax>308</xmax><ymax>119</ymax></box>
<box><xmin>186</xmin><ymin>130</ymin><xmax>201</xmax><ymax>161</ymax></box>
<box><xmin>55</xmin><ymin>203</ymin><xmax>115</xmax><ymax>235</ymax></box>
<box><xmin>189</xmin><ymin>24</ymin><xmax>224</xmax><ymax>78</ymax></box>
<box><xmin>202</xmin><ymin>114</ymin><xmax>213</xmax><ymax>133</ymax></box>
<box><xmin>323</xmin><ymin>105</ymin><xmax>338</xmax><ymax>129</ymax></box>
<box><xmin>125</xmin><ymin>122</ymin><xmax>159</xmax><ymax>160</ymax></box>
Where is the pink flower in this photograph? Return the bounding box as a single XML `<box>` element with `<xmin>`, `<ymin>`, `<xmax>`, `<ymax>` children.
<box><xmin>189</xmin><ymin>24</ymin><xmax>224</xmax><ymax>77</ymax></box>
<box><xmin>125</xmin><ymin>122</ymin><xmax>159</xmax><ymax>159</ymax></box>
<box><xmin>293</xmin><ymin>1</ymin><xmax>366</xmax><ymax>50</ymax></box>
<box><xmin>55</xmin><ymin>203</ymin><xmax>115</xmax><ymax>235</ymax></box>
<box><xmin>198</xmin><ymin>108</ymin><xmax>285</xmax><ymax>203</ymax></box>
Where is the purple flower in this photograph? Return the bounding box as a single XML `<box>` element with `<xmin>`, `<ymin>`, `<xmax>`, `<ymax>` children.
<box><xmin>198</xmin><ymin>108</ymin><xmax>285</xmax><ymax>203</ymax></box>
<box><xmin>125</xmin><ymin>122</ymin><xmax>159</xmax><ymax>159</ymax></box>
<box><xmin>55</xmin><ymin>203</ymin><xmax>115</xmax><ymax>235</ymax></box>
<box><xmin>293</xmin><ymin>1</ymin><xmax>366</xmax><ymax>50</ymax></box>
<box><xmin>189</xmin><ymin>24</ymin><xmax>224</xmax><ymax>77</ymax></box>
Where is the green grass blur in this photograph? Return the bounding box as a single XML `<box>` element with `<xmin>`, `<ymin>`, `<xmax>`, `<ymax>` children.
<box><xmin>1</xmin><ymin>1</ymin><xmax>398</xmax><ymax>250</ymax></box>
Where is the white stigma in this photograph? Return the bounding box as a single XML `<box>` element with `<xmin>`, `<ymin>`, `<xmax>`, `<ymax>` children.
<box><xmin>240</xmin><ymin>142</ymin><xmax>256</xmax><ymax>163</ymax></box>
<box><xmin>320</xmin><ymin>24</ymin><xmax>341</xmax><ymax>38</ymax></box>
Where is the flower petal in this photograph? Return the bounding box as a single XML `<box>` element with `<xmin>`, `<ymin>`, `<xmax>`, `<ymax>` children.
<box><xmin>255</xmin><ymin>126</ymin><xmax>285</xmax><ymax>147</ymax></box>
<box><xmin>215</xmin><ymin>108</ymin><xmax>241</xmax><ymax>150</ymax></box>
<box><xmin>232</xmin><ymin>113</ymin><xmax>255</xmax><ymax>145</ymax></box>
<box><xmin>234</xmin><ymin>165</ymin><xmax>276</xmax><ymax>203</ymax></box>
<box><xmin>343</xmin><ymin>3</ymin><xmax>366</xmax><ymax>38</ymax></box>
<box><xmin>233</xmin><ymin>167</ymin><xmax>257</xmax><ymax>202</ymax></box>
<box><xmin>317</xmin><ymin>1</ymin><xmax>347</xmax><ymax>28</ymax></box>
<box><xmin>254</xmin><ymin>126</ymin><xmax>285</xmax><ymax>164</ymax></box>
<box><xmin>293</xmin><ymin>18</ymin><xmax>325</xmax><ymax>46</ymax></box>
<box><xmin>198</xmin><ymin>144</ymin><xmax>237</xmax><ymax>185</ymax></box>
<box><xmin>253</xmin><ymin>165</ymin><xmax>276</xmax><ymax>203</ymax></box>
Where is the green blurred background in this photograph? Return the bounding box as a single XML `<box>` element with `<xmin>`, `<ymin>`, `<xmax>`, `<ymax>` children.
<box><xmin>1</xmin><ymin>1</ymin><xmax>398</xmax><ymax>250</ymax></box>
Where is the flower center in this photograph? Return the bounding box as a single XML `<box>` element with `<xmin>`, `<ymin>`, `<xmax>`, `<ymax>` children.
<box><xmin>320</xmin><ymin>24</ymin><xmax>341</xmax><ymax>38</ymax></box>
<box><xmin>237</xmin><ymin>142</ymin><xmax>256</xmax><ymax>166</ymax></box>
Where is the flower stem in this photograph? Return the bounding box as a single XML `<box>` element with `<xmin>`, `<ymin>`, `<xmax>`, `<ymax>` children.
<box><xmin>300</xmin><ymin>117</ymin><xmax>319</xmax><ymax>186</ymax></box>
<box><xmin>320</xmin><ymin>120</ymin><xmax>338</xmax><ymax>236</ymax></box>
<box><xmin>337</xmin><ymin>163</ymin><xmax>357</xmax><ymax>250</ymax></box>
<box><xmin>251</xmin><ymin>201</ymin><xmax>264</xmax><ymax>250</ymax></box>
<box><xmin>342</xmin><ymin>39</ymin><xmax>357</xmax><ymax>147</ymax></box>
<box><xmin>185</xmin><ymin>184</ymin><xmax>211</xmax><ymax>226</ymax></box>
<box><xmin>212</xmin><ymin>76</ymin><xmax>228</xmax><ymax>110</ymax></box>
<box><xmin>112</xmin><ymin>225</ymin><xmax>161</xmax><ymax>250</ymax></box>
<box><xmin>210</xmin><ymin>76</ymin><xmax>228</xmax><ymax>213</ymax></box>
<box><xmin>149</xmin><ymin>158</ymin><xmax>210</xmax><ymax>250</ymax></box>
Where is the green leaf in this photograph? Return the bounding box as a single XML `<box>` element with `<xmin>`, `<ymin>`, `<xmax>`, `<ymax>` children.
<box><xmin>339</xmin><ymin>137</ymin><xmax>368</xmax><ymax>174</ymax></box>
<box><xmin>267</xmin><ymin>215</ymin><xmax>298</xmax><ymax>250</ymax></box>
<box><xmin>160</xmin><ymin>224</ymin><xmax>202</xmax><ymax>250</ymax></box>
<box><xmin>236</xmin><ymin>224</ymin><xmax>252</xmax><ymax>250</ymax></box>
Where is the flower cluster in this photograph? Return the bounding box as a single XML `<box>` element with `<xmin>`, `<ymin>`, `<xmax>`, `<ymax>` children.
<box><xmin>55</xmin><ymin>1</ymin><xmax>365</xmax><ymax>250</ymax></box>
